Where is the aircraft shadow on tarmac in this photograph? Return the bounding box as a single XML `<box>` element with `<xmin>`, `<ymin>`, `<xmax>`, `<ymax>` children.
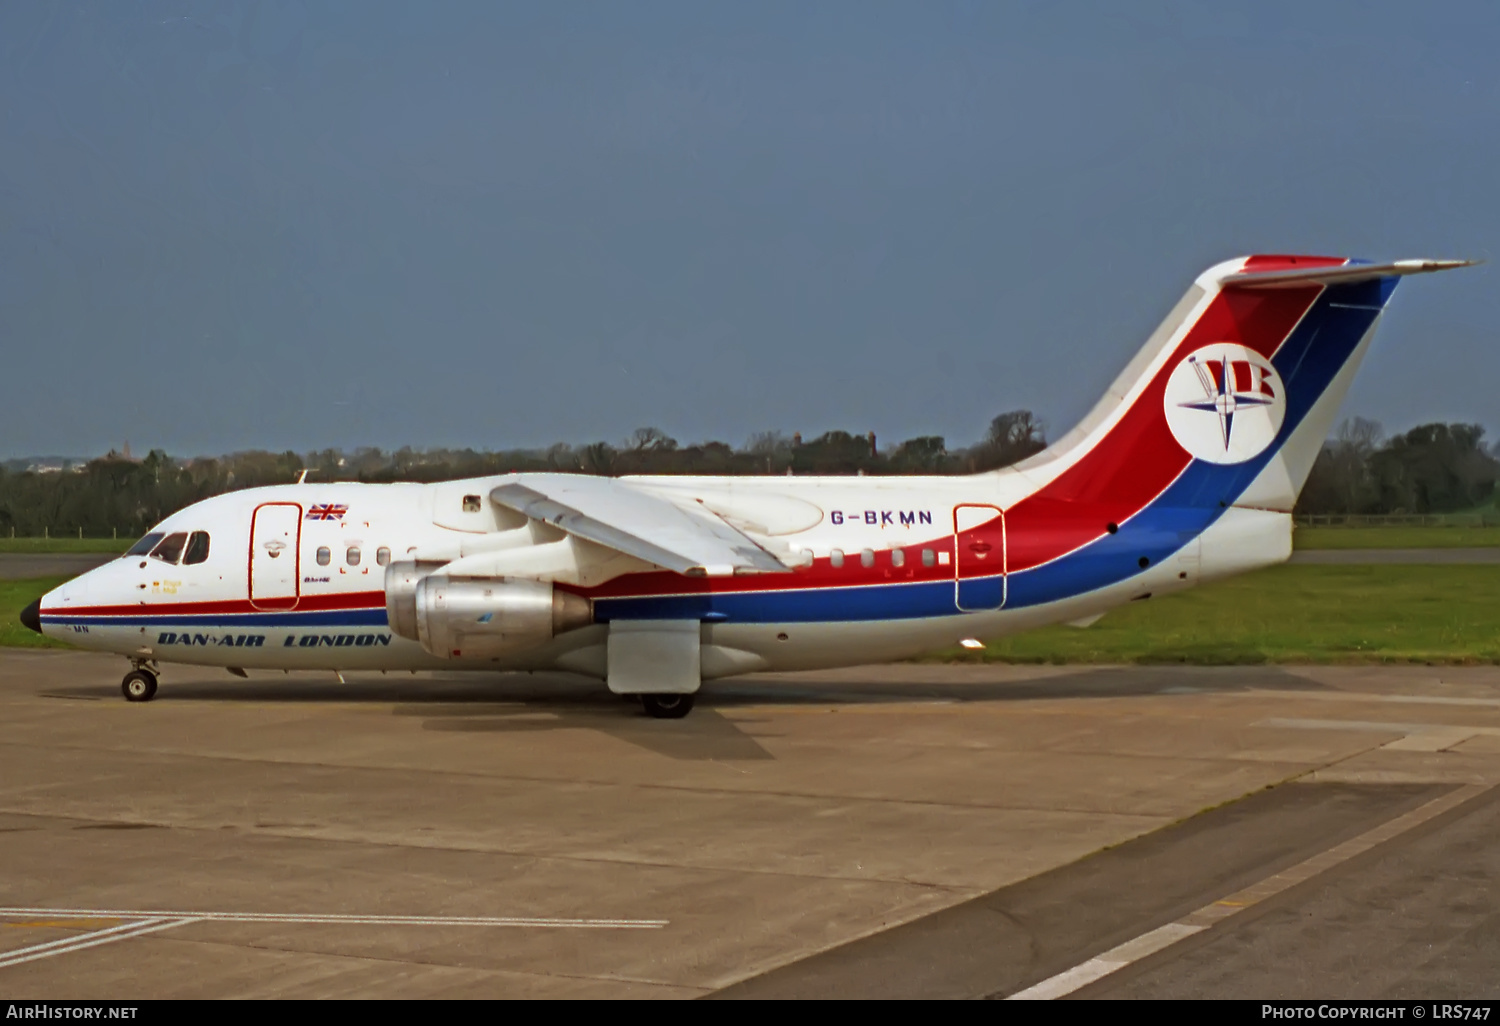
<box><xmin>413</xmin><ymin>702</ymin><xmax>779</xmax><ymax>761</ymax></box>
<box><xmin>36</xmin><ymin>664</ymin><xmax>1327</xmax><ymax>762</ymax></box>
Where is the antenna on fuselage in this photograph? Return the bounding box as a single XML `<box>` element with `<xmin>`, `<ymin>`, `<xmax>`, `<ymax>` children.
<box><xmin>297</xmin><ymin>469</ymin><xmax>311</xmax><ymax>484</ymax></box>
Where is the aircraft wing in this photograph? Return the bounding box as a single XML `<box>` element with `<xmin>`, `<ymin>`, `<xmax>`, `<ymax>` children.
<box><xmin>490</xmin><ymin>476</ymin><xmax>791</xmax><ymax>577</ymax></box>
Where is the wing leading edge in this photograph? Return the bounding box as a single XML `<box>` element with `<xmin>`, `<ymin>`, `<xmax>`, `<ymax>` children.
<box><xmin>490</xmin><ymin>477</ymin><xmax>790</xmax><ymax>577</ymax></box>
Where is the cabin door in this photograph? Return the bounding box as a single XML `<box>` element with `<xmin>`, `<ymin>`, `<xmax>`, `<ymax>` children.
<box><xmin>249</xmin><ymin>503</ymin><xmax>302</xmax><ymax>610</ymax></box>
<box><xmin>954</xmin><ymin>504</ymin><xmax>1005</xmax><ymax>611</ymax></box>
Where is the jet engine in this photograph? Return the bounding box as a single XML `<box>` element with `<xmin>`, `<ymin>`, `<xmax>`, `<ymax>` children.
<box><xmin>384</xmin><ymin>561</ymin><xmax>448</xmax><ymax>641</ymax></box>
<box><xmin>385</xmin><ymin>563</ymin><xmax>592</xmax><ymax>659</ymax></box>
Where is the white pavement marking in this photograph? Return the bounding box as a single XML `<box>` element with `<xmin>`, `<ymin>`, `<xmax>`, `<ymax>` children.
<box><xmin>1008</xmin><ymin>782</ymin><xmax>1490</xmax><ymax>1000</ymax></box>
<box><xmin>1251</xmin><ymin>689</ymin><xmax>1500</xmax><ymax>709</ymax></box>
<box><xmin>0</xmin><ymin>918</ymin><xmax>194</xmax><ymax>970</ymax></box>
<box><xmin>1259</xmin><ymin>716</ymin><xmax>1500</xmax><ymax>751</ymax></box>
<box><xmin>0</xmin><ymin>908</ymin><xmax>668</xmax><ymax>929</ymax></box>
<box><xmin>1009</xmin><ymin>923</ymin><xmax>1205</xmax><ymax>1000</ymax></box>
<box><xmin>0</xmin><ymin>907</ymin><xmax>669</xmax><ymax>973</ymax></box>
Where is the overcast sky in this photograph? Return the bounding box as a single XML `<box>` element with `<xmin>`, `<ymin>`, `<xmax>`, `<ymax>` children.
<box><xmin>1</xmin><ymin>1</ymin><xmax>1495</xmax><ymax>458</ymax></box>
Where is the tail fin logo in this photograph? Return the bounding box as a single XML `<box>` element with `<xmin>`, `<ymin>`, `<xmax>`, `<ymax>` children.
<box><xmin>1164</xmin><ymin>344</ymin><xmax>1285</xmax><ymax>465</ymax></box>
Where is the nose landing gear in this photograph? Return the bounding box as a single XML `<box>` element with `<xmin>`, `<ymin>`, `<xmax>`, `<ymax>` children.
<box><xmin>122</xmin><ymin>659</ymin><xmax>159</xmax><ymax>702</ymax></box>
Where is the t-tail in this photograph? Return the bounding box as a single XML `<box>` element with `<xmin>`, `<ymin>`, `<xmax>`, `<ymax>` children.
<box><xmin>991</xmin><ymin>255</ymin><xmax>1477</xmax><ymax>609</ymax></box>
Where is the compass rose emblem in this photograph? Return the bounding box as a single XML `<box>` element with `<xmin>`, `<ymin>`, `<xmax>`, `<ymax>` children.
<box><xmin>1163</xmin><ymin>343</ymin><xmax>1286</xmax><ymax>465</ymax></box>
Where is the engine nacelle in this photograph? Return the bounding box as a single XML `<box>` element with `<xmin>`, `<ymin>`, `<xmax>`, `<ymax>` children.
<box><xmin>411</xmin><ymin>575</ymin><xmax>592</xmax><ymax>659</ymax></box>
<box><xmin>385</xmin><ymin>561</ymin><xmax>449</xmax><ymax>641</ymax></box>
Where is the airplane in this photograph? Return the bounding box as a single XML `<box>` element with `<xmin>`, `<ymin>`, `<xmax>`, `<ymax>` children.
<box><xmin>20</xmin><ymin>255</ymin><xmax>1477</xmax><ymax>717</ymax></box>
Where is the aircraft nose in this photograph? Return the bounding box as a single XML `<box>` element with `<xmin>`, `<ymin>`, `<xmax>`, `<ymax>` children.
<box><xmin>19</xmin><ymin>598</ymin><xmax>41</xmax><ymax>635</ymax></box>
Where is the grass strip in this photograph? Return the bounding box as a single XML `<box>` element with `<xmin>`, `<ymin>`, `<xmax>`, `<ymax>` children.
<box><xmin>1294</xmin><ymin>526</ymin><xmax>1500</xmax><ymax>549</ymax></box>
<box><xmin>932</xmin><ymin>563</ymin><xmax>1500</xmax><ymax>664</ymax></box>
<box><xmin>0</xmin><ymin>577</ymin><xmax>70</xmax><ymax>648</ymax></box>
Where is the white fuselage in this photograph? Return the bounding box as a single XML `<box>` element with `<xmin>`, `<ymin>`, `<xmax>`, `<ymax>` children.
<box><xmin>37</xmin><ymin>473</ymin><xmax>1289</xmax><ymax>680</ymax></box>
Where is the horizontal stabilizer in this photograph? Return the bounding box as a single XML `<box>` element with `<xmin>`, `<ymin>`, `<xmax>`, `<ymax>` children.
<box><xmin>1222</xmin><ymin>258</ymin><xmax>1478</xmax><ymax>290</ymax></box>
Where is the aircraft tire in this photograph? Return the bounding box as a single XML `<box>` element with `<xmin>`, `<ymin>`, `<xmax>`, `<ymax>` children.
<box><xmin>121</xmin><ymin>670</ymin><xmax>158</xmax><ymax>703</ymax></box>
<box><xmin>641</xmin><ymin>693</ymin><xmax>694</xmax><ymax>719</ymax></box>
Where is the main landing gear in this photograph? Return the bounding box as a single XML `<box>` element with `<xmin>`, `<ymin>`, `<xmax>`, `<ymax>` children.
<box><xmin>121</xmin><ymin>660</ymin><xmax>158</xmax><ymax>703</ymax></box>
<box><xmin>640</xmin><ymin>693</ymin><xmax>695</xmax><ymax>719</ymax></box>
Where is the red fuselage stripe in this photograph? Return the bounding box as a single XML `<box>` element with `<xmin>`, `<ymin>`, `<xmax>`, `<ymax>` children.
<box><xmin>1002</xmin><ymin>284</ymin><xmax>1321</xmax><ymax>571</ymax></box>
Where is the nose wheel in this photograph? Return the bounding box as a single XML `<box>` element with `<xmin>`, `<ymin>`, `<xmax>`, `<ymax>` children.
<box><xmin>122</xmin><ymin>669</ymin><xmax>158</xmax><ymax>702</ymax></box>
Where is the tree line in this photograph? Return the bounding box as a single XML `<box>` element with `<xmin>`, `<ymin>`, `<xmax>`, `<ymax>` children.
<box><xmin>0</xmin><ymin>412</ymin><xmax>1492</xmax><ymax>538</ymax></box>
<box><xmin>1298</xmin><ymin>418</ymin><xmax>1499</xmax><ymax>516</ymax></box>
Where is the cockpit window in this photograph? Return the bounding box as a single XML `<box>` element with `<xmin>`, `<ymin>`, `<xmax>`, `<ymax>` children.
<box><xmin>149</xmin><ymin>532</ymin><xmax>189</xmax><ymax>565</ymax></box>
<box><xmin>125</xmin><ymin>533</ymin><xmax>164</xmax><ymax>557</ymax></box>
<box><xmin>182</xmin><ymin>531</ymin><xmax>211</xmax><ymax>565</ymax></box>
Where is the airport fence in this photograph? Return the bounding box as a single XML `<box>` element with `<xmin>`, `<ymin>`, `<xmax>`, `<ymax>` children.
<box><xmin>1294</xmin><ymin>513</ymin><xmax>1500</xmax><ymax>528</ymax></box>
<box><xmin>5</xmin><ymin>528</ymin><xmax>124</xmax><ymax>539</ymax></box>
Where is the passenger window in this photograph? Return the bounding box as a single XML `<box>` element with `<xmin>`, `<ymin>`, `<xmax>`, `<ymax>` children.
<box><xmin>830</xmin><ymin>549</ymin><xmax>844</xmax><ymax>568</ymax></box>
<box><xmin>182</xmin><ymin>531</ymin><xmax>211</xmax><ymax>565</ymax></box>
<box><xmin>125</xmin><ymin>533</ymin><xmax>164</xmax><ymax>557</ymax></box>
<box><xmin>860</xmin><ymin>549</ymin><xmax>875</xmax><ymax>568</ymax></box>
<box><xmin>149</xmin><ymin>532</ymin><xmax>188</xmax><ymax>564</ymax></box>
<box><xmin>346</xmin><ymin>546</ymin><xmax>361</xmax><ymax>566</ymax></box>
<box><xmin>316</xmin><ymin>547</ymin><xmax>331</xmax><ymax>566</ymax></box>
<box><xmin>891</xmin><ymin>549</ymin><xmax>905</xmax><ymax>568</ymax></box>
<box><xmin>922</xmin><ymin>548</ymin><xmax>936</xmax><ymax>568</ymax></box>
<box><xmin>376</xmin><ymin>546</ymin><xmax>391</xmax><ymax>566</ymax></box>
<box><xmin>462</xmin><ymin>494</ymin><xmax>482</xmax><ymax>513</ymax></box>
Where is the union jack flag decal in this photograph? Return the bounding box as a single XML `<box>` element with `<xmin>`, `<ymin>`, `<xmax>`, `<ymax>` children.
<box><xmin>305</xmin><ymin>503</ymin><xmax>348</xmax><ymax>521</ymax></box>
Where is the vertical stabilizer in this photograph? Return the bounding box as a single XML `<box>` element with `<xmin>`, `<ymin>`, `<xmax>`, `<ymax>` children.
<box><xmin>991</xmin><ymin>256</ymin><xmax>1474</xmax><ymax>608</ymax></box>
